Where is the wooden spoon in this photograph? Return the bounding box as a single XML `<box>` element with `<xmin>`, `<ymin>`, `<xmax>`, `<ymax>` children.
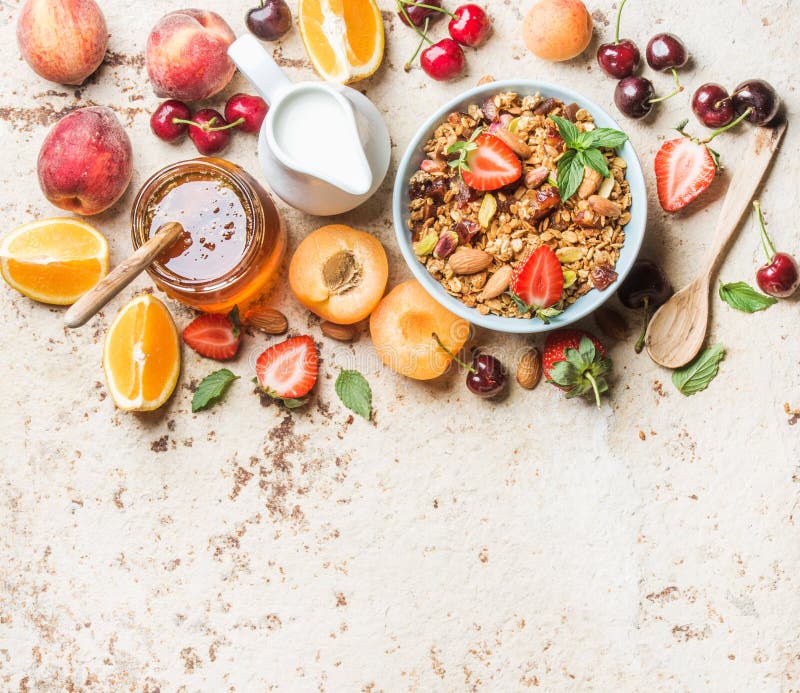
<box><xmin>64</xmin><ymin>222</ymin><xmax>184</xmax><ymax>329</ymax></box>
<box><xmin>645</xmin><ymin>122</ymin><xmax>787</xmax><ymax>368</ymax></box>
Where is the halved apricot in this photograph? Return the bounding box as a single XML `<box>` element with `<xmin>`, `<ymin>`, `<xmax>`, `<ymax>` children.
<box><xmin>289</xmin><ymin>224</ymin><xmax>388</xmax><ymax>325</ymax></box>
<box><xmin>370</xmin><ymin>280</ymin><xmax>470</xmax><ymax>380</ymax></box>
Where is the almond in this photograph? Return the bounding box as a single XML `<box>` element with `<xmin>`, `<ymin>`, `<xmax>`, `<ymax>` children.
<box><xmin>479</xmin><ymin>265</ymin><xmax>512</xmax><ymax>300</ymax></box>
<box><xmin>477</xmin><ymin>75</ymin><xmax>495</xmax><ymax>85</ymax></box>
<box><xmin>246</xmin><ymin>308</ymin><xmax>288</xmax><ymax>335</ymax></box>
<box><xmin>320</xmin><ymin>320</ymin><xmax>359</xmax><ymax>342</ymax></box>
<box><xmin>588</xmin><ymin>195</ymin><xmax>622</xmax><ymax>218</ymax></box>
<box><xmin>524</xmin><ymin>166</ymin><xmax>550</xmax><ymax>189</ymax></box>
<box><xmin>492</xmin><ymin>128</ymin><xmax>532</xmax><ymax>159</ymax></box>
<box><xmin>449</xmin><ymin>248</ymin><xmax>493</xmax><ymax>275</ymax></box>
<box><xmin>577</xmin><ymin>166</ymin><xmax>603</xmax><ymax>199</ymax></box>
<box><xmin>516</xmin><ymin>348</ymin><xmax>542</xmax><ymax>390</ymax></box>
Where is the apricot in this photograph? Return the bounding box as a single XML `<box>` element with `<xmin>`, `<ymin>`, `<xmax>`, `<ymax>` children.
<box><xmin>523</xmin><ymin>0</ymin><xmax>593</xmax><ymax>62</ymax></box>
<box><xmin>37</xmin><ymin>107</ymin><xmax>133</xmax><ymax>216</ymax></box>
<box><xmin>146</xmin><ymin>9</ymin><xmax>236</xmax><ymax>102</ymax></box>
<box><xmin>17</xmin><ymin>0</ymin><xmax>108</xmax><ymax>85</ymax></box>
<box><xmin>289</xmin><ymin>225</ymin><xmax>388</xmax><ymax>325</ymax></box>
<box><xmin>370</xmin><ymin>280</ymin><xmax>470</xmax><ymax>381</ymax></box>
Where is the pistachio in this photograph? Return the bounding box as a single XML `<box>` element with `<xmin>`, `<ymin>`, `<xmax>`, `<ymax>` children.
<box><xmin>433</xmin><ymin>230</ymin><xmax>459</xmax><ymax>259</ymax></box>
<box><xmin>479</xmin><ymin>265</ymin><xmax>513</xmax><ymax>300</ymax></box>
<box><xmin>508</xmin><ymin>117</ymin><xmax>521</xmax><ymax>133</ymax></box>
<box><xmin>562</xmin><ymin>269</ymin><xmax>577</xmax><ymax>288</ymax></box>
<box><xmin>492</xmin><ymin>128</ymin><xmax>532</xmax><ymax>159</ymax></box>
<box><xmin>588</xmin><ymin>195</ymin><xmax>622</xmax><ymax>218</ymax></box>
<box><xmin>524</xmin><ymin>166</ymin><xmax>550</xmax><ymax>189</ymax></box>
<box><xmin>449</xmin><ymin>248</ymin><xmax>493</xmax><ymax>275</ymax></box>
<box><xmin>555</xmin><ymin>246</ymin><xmax>583</xmax><ymax>264</ymax></box>
<box><xmin>516</xmin><ymin>348</ymin><xmax>542</xmax><ymax>390</ymax></box>
<box><xmin>413</xmin><ymin>231</ymin><xmax>438</xmax><ymax>257</ymax></box>
<box><xmin>478</xmin><ymin>193</ymin><xmax>497</xmax><ymax>228</ymax></box>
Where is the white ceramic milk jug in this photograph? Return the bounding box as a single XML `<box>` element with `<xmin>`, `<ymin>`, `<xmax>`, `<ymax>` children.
<box><xmin>228</xmin><ymin>35</ymin><xmax>391</xmax><ymax>217</ymax></box>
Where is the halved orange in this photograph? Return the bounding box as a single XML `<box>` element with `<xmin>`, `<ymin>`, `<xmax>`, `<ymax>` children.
<box><xmin>298</xmin><ymin>0</ymin><xmax>385</xmax><ymax>84</ymax></box>
<box><xmin>0</xmin><ymin>217</ymin><xmax>108</xmax><ymax>305</ymax></box>
<box><xmin>103</xmin><ymin>294</ymin><xmax>181</xmax><ymax>412</ymax></box>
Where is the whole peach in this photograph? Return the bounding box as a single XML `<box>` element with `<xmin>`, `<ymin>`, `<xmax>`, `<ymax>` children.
<box><xmin>37</xmin><ymin>107</ymin><xmax>133</xmax><ymax>216</ymax></box>
<box><xmin>17</xmin><ymin>0</ymin><xmax>108</xmax><ymax>85</ymax></box>
<box><xmin>523</xmin><ymin>0</ymin><xmax>593</xmax><ymax>62</ymax></box>
<box><xmin>146</xmin><ymin>10</ymin><xmax>236</xmax><ymax>102</ymax></box>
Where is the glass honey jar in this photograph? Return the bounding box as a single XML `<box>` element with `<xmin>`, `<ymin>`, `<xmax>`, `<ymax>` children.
<box><xmin>131</xmin><ymin>158</ymin><xmax>286</xmax><ymax>313</ymax></box>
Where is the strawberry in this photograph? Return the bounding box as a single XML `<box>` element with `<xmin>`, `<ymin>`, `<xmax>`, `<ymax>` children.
<box><xmin>542</xmin><ymin>329</ymin><xmax>611</xmax><ymax>407</ymax></box>
<box><xmin>654</xmin><ymin>117</ymin><xmax>723</xmax><ymax>212</ymax></box>
<box><xmin>255</xmin><ymin>335</ymin><xmax>318</xmax><ymax>407</ymax></box>
<box><xmin>182</xmin><ymin>307</ymin><xmax>241</xmax><ymax>361</ymax></box>
<box><xmin>447</xmin><ymin>130</ymin><xmax>522</xmax><ymax>191</ymax></box>
<box><xmin>509</xmin><ymin>245</ymin><xmax>564</xmax><ymax>322</ymax></box>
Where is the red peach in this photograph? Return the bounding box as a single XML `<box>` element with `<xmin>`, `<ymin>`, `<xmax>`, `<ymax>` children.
<box><xmin>16</xmin><ymin>0</ymin><xmax>108</xmax><ymax>85</ymax></box>
<box><xmin>37</xmin><ymin>107</ymin><xmax>133</xmax><ymax>216</ymax></box>
<box><xmin>146</xmin><ymin>9</ymin><xmax>236</xmax><ymax>102</ymax></box>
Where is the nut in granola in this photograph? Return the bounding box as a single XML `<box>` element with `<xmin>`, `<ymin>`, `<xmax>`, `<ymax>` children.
<box><xmin>449</xmin><ymin>248</ymin><xmax>493</xmax><ymax>274</ymax></box>
<box><xmin>588</xmin><ymin>195</ymin><xmax>622</xmax><ymax>218</ymax></box>
<box><xmin>516</xmin><ymin>348</ymin><xmax>542</xmax><ymax>389</ymax></box>
<box><xmin>479</xmin><ymin>266</ymin><xmax>513</xmax><ymax>300</ymax></box>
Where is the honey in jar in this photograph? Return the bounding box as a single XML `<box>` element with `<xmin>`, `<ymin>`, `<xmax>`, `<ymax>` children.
<box><xmin>131</xmin><ymin>158</ymin><xmax>286</xmax><ymax>313</ymax></box>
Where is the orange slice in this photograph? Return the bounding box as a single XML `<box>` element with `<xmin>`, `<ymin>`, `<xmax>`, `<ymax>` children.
<box><xmin>298</xmin><ymin>0</ymin><xmax>385</xmax><ymax>84</ymax></box>
<box><xmin>0</xmin><ymin>217</ymin><xmax>108</xmax><ymax>305</ymax></box>
<box><xmin>103</xmin><ymin>294</ymin><xmax>181</xmax><ymax>412</ymax></box>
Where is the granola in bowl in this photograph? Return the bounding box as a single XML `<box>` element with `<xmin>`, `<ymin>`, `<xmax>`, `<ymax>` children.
<box><xmin>406</xmin><ymin>91</ymin><xmax>632</xmax><ymax>321</ymax></box>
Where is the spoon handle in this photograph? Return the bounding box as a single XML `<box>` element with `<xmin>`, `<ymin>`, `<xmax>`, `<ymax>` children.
<box><xmin>703</xmin><ymin>122</ymin><xmax>787</xmax><ymax>277</ymax></box>
<box><xmin>64</xmin><ymin>222</ymin><xmax>184</xmax><ymax>329</ymax></box>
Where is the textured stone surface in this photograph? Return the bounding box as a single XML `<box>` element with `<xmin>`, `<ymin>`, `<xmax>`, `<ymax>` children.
<box><xmin>1</xmin><ymin>1</ymin><xmax>799</xmax><ymax>691</ymax></box>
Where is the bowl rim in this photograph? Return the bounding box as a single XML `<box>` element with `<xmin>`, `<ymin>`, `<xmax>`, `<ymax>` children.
<box><xmin>392</xmin><ymin>78</ymin><xmax>647</xmax><ymax>334</ymax></box>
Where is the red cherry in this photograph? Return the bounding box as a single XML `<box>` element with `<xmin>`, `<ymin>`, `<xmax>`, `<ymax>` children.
<box><xmin>188</xmin><ymin>109</ymin><xmax>233</xmax><ymax>156</ymax></box>
<box><xmin>397</xmin><ymin>0</ymin><xmax>444</xmax><ymax>28</ymax></box>
<box><xmin>224</xmin><ymin>93</ymin><xmax>269</xmax><ymax>134</ymax></box>
<box><xmin>597</xmin><ymin>39</ymin><xmax>640</xmax><ymax>79</ymax></box>
<box><xmin>754</xmin><ymin>200</ymin><xmax>799</xmax><ymax>298</ymax></box>
<box><xmin>448</xmin><ymin>4</ymin><xmax>492</xmax><ymax>47</ymax></box>
<box><xmin>420</xmin><ymin>38</ymin><xmax>465</xmax><ymax>81</ymax></box>
<box><xmin>150</xmin><ymin>100</ymin><xmax>192</xmax><ymax>143</ymax></box>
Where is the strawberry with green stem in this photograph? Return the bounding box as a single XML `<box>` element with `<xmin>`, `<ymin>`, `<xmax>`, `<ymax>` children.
<box><xmin>507</xmin><ymin>245</ymin><xmax>564</xmax><ymax>323</ymax></box>
<box><xmin>542</xmin><ymin>329</ymin><xmax>611</xmax><ymax>407</ymax></box>
<box><xmin>447</xmin><ymin>127</ymin><xmax>522</xmax><ymax>191</ymax></box>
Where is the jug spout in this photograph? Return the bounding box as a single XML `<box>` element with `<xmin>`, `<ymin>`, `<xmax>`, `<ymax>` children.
<box><xmin>228</xmin><ymin>34</ymin><xmax>292</xmax><ymax>104</ymax></box>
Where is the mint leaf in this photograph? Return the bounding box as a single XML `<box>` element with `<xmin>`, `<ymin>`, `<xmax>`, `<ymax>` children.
<box><xmin>719</xmin><ymin>281</ymin><xmax>777</xmax><ymax>313</ymax></box>
<box><xmin>335</xmin><ymin>370</ymin><xmax>372</xmax><ymax>420</ymax></box>
<box><xmin>556</xmin><ymin>150</ymin><xmax>584</xmax><ymax>201</ymax></box>
<box><xmin>579</xmin><ymin>148</ymin><xmax>610</xmax><ymax>177</ymax></box>
<box><xmin>549</xmin><ymin>115</ymin><xmax>581</xmax><ymax>148</ymax></box>
<box><xmin>582</xmin><ymin>128</ymin><xmax>629</xmax><ymax>149</ymax></box>
<box><xmin>192</xmin><ymin>369</ymin><xmax>239</xmax><ymax>412</ymax></box>
<box><xmin>672</xmin><ymin>345</ymin><xmax>725</xmax><ymax>396</ymax></box>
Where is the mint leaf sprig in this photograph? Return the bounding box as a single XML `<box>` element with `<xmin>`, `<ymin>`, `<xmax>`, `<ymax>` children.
<box><xmin>335</xmin><ymin>370</ymin><xmax>372</xmax><ymax>421</ymax></box>
<box><xmin>192</xmin><ymin>369</ymin><xmax>239</xmax><ymax>412</ymax></box>
<box><xmin>672</xmin><ymin>344</ymin><xmax>725</xmax><ymax>396</ymax></box>
<box><xmin>718</xmin><ymin>281</ymin><xmax>777</xmax><ymax>313</ymax></box>
<box><xmin>550</xmin><ymin>115</ymin><xmax>628</xmax><ymax>201</ymax></box>
<box><xmin>446</xmin><ymin>126</ymin><xmax>484</xmax><ymax>179</ymax></box>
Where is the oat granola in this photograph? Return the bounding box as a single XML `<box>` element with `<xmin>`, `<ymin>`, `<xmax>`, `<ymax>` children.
<box><xmin>407</xmin><ymin>91</ymin><xmax>632</xmax><ymax>319</ymax></box>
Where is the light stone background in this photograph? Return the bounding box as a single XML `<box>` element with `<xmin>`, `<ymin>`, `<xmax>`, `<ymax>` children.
<box><xmin>1</xmin><ymin>1</ymin><xmax>799</xmax><ymax>691</ymax></box>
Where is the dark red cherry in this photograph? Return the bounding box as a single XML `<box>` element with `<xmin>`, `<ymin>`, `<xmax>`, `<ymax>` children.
<box><xmin>420</xmin><ymin>38</ymin><xmax>465</xmax><ymax>81</ymax></box>
<box><xmin>646</xmin><ymin>33</ymin><xmax>688</xmax><ymax>71</ymax></box>
<box><xmin>246</xmin><ymin>0</ymin><xmax>292</xmax><ymax>41</ymax></box>
<box><xmin>618</xmin><ymin>259</ymin><xmax>673</xmax><ymax>353</ymax></box>
<box><xmin>691</xmin><ymin>83</ymin><xmax>735</xmax><ymax>129</ymax></box>
<box><xmin>398</xmin><ymin>0</ymin><xmax>444</xmax><ymax>27</ymax></box>
<box><xmin>187</xmin><ymin>109</ymin><xmax>233</xmax><ymax>156</ymax></box>
<box><xmin>597</xmin><ymin>39</ymin><xmax>640</xmax><ymax>79</ymax></box>
<box><xmin>150</xmin><ymin>100</ymin><xmax>192</xmax><ymax>143</ymax></box>
<box><xmin>466</xmin><ymin>353</ymin><xmax>506</xmax><ymax>398</ymax></box>
<box><xmin>448</xmin><ymin>4</ymin><xmax>492</xmax><ymax>47</ymax></box>
<box><xmin>732</xmin><ymin>79</ymin><xmax>781</xmax><ymax>127</ymax></box>
<box><xmin>754</xmin><ymin>201</ymin><xmax>798</xmax><ymax>298</ymax></box>
<box><xmin>614</xmin><ymin>76</ymin><xmax>655</xmax><ymax>119</ymax></box>
<box><xmin>224</xmin><ymin>94</ymin><xmax>268</xmax><ymax>134</ymax></box>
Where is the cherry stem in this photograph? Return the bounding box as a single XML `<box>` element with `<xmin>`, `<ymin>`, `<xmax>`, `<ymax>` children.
<box><xmin>753</xmin><ymin>200</ymin><xmax>777</xmax><ymax>260</ymax></box>
<box><xmin>585</xmin><ymin>372</ymin><xmax>602</xmax><ymax>409</ymax></box>
<box><xmin>702</xmin><ymin>107</ymin><xmax>751</xmax><ymax>143</ymax></box>
<box><xmin>404</xmin><ymin>16</ymin><xmax>430</xmax><ymax>71</ymax></box>
<box><xmin>172</xmin><ymin>116</ymin><xmax>243</xmax><ymax>132</ymax></box>
<box><xmin>614</xmin><ymin>0</ymin><xmax>629</xmax><ymax>44</ymax></box>
<box><xmin>648</xmin><ymin>68</ymin><xmax>684</xmax><ymax>104</ymax></box>
<box><xmin>396</xmin><ymin>2</ymin><xmax>434</xmax><ymax>43</ymax></box>
<box><xmin>400</xmin><ymin>0</ymin><xmax>455</xmax><ymax>19</ymax></box>
<box><xmin>432</xmin><ymin>332</ymin><xmax>475</xmax><ymax>373</ymax></box>
<box><xmin>634</xmin><ymin>296</ymin><xmax>649</xmax><ymax>354</ymax></box>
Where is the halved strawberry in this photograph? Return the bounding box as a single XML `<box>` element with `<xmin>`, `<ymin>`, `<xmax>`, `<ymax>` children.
<box><xmin>542</xmin><ymin>329</ymin><xmax>611</xmax><ymax>407</ymax></box>
<box><xmin>255</xmin><ymin>335</ymin><xmax>318</xmax><ymax>407</ymax></box>
<box><xmin>509</xmin><ymin>245</ymin><xmax>564</xmax><ymax>322</ymax></box>
<box><xmin>654</xmin><ymin>136</ymin><xmax>717</xmax><ymax>212</ymax></box>
<box><xmin>182</xmin><ymin>307</ymin><xmax>241</xmax><ymax>361</ymax></box>
<box><xmin>448</xmin><ymin>132</ymin><xmax>522</xmax><ymax>191</ymax></box>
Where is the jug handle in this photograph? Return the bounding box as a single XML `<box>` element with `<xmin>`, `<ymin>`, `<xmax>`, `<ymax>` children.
<box><xmin>228</xmin><ymin>34</ymin><xmax>292</xmax><ymax>104</ymax></box>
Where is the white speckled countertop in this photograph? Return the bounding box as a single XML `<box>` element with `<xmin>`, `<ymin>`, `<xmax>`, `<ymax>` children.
<box><xmin>1</xmin><ymin>1</ymin><xmax>799</xmax><ymax>690</ymax></box>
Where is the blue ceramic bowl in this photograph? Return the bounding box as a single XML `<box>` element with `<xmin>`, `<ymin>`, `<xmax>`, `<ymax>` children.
<box><xmin>392</xmin><ymin>79</ymin><xmax>647</xmax><ymax>334</ymax></box>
